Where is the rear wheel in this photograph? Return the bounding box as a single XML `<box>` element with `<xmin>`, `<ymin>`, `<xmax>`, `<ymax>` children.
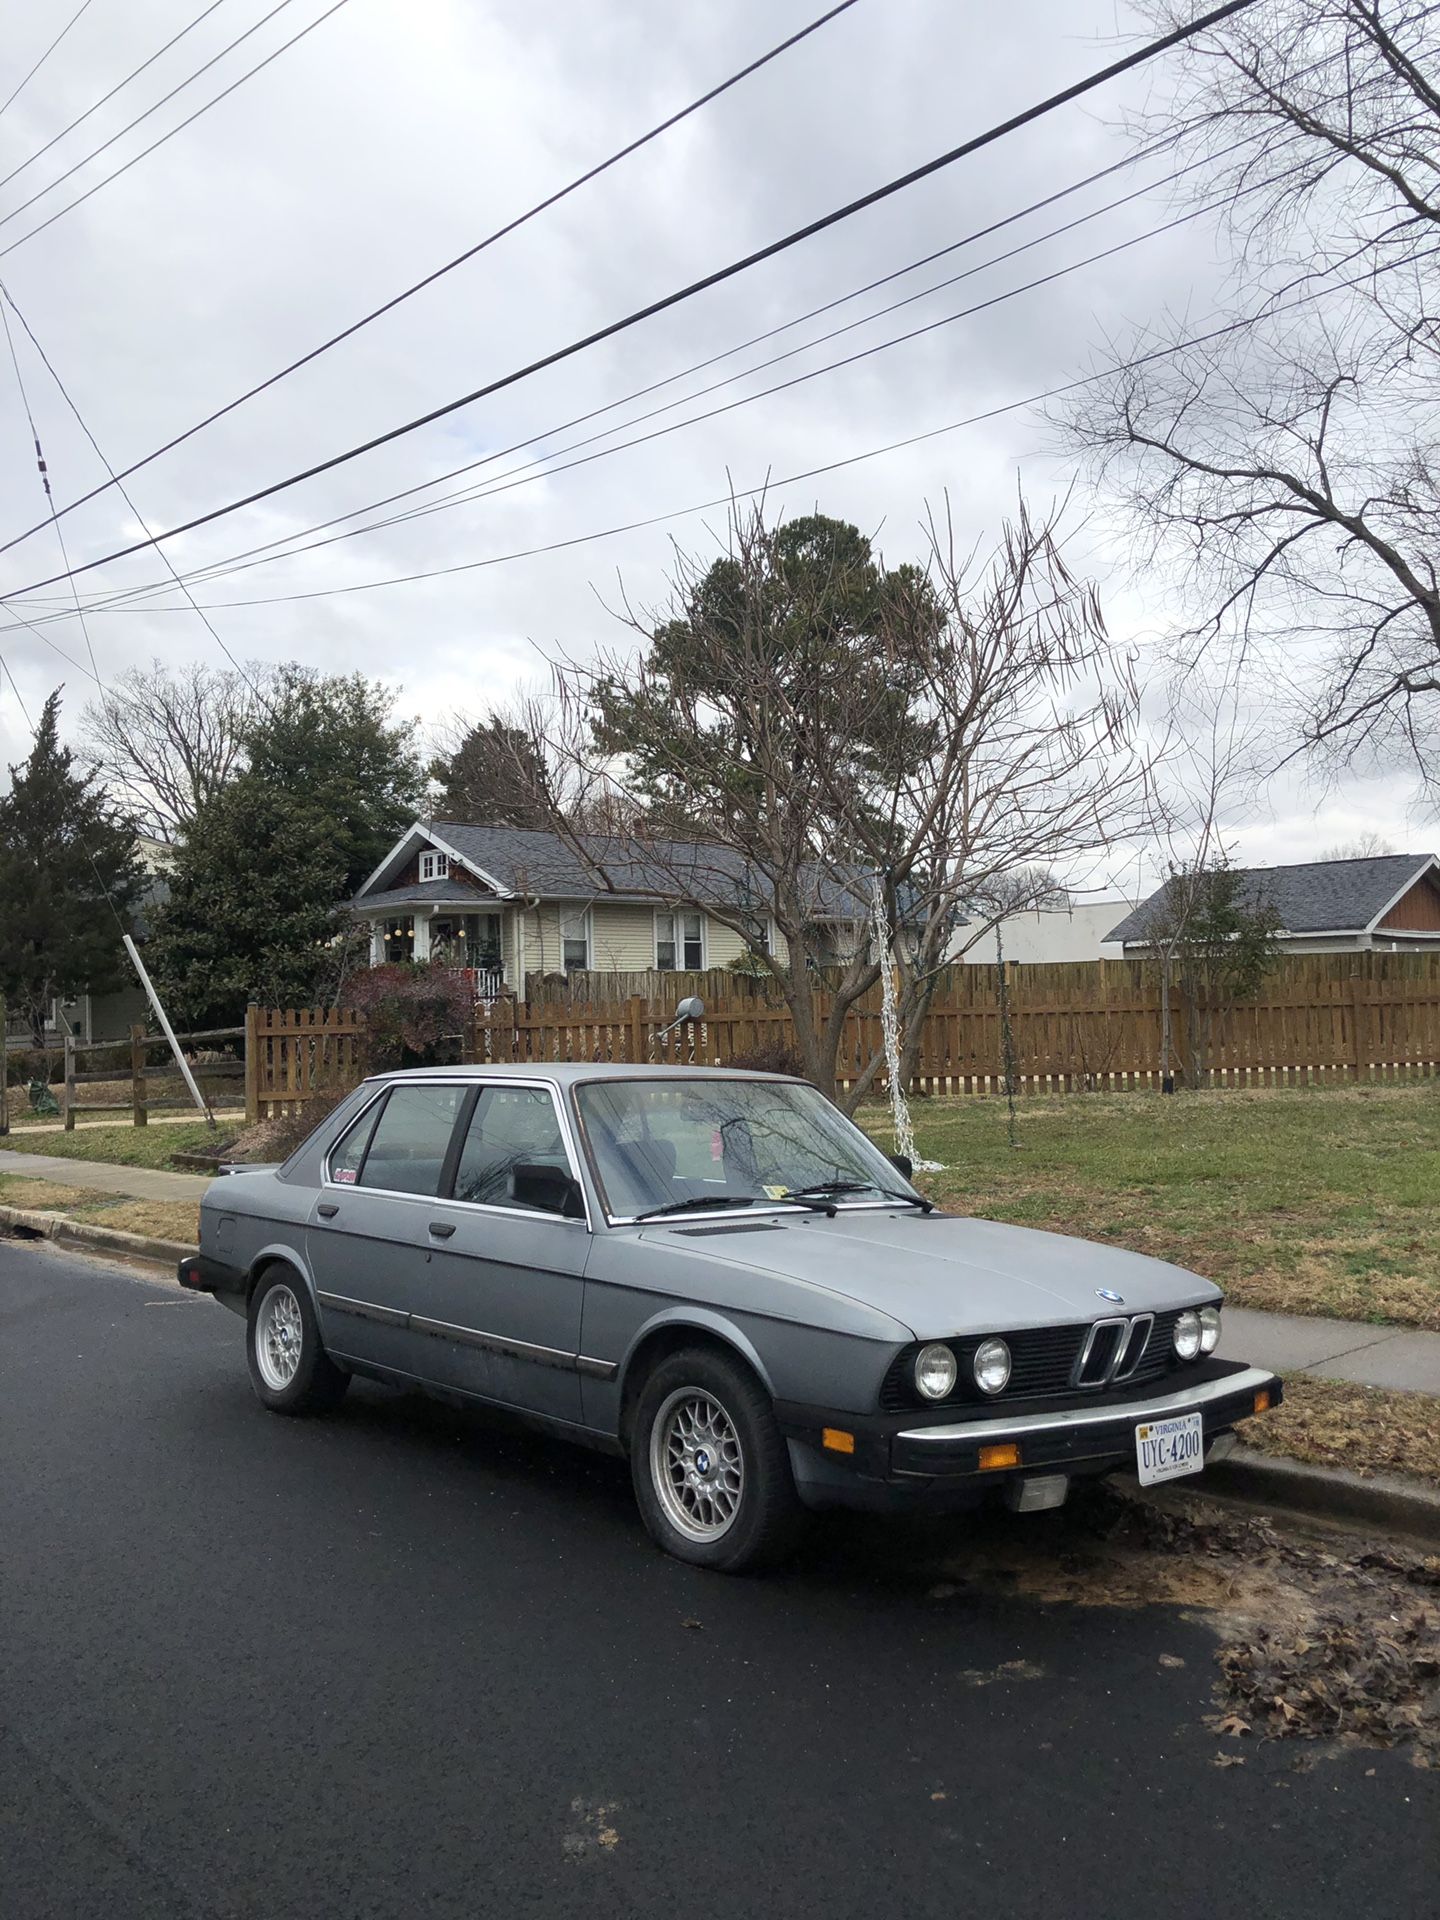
<box><xmin>246</xmin><ymin>1268</ymin><xmax>349</xmax><ymax>1415</ymax></box>
<box><xmin>630</xmin><ymin>1347</ymin><xmax>802</xmax><ymax>1572</ymax></box>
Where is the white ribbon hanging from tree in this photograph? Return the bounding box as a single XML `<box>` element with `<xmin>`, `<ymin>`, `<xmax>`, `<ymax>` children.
<box><xmin>870</xmin><ymin>881</ymin><xmax>942</xmax><ymax>1172</ymax></box>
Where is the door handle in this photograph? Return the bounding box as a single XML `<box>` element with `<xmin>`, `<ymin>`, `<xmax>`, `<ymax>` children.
<box><xmin>317</xmin><ymin>1202</ymin><xmax>340</xmax><ymax>1218</ymax></box>
<box><xmin>428</xmin><ymin>1222</ymin><xmax>456</xmax><ymax>1239</ymax></box>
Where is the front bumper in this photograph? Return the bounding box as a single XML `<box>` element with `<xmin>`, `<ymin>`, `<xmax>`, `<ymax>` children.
<box><xmin>775</xmin><ymin>1362</ymin><xmax>1283</xmax><ymax>1512</ymax></box>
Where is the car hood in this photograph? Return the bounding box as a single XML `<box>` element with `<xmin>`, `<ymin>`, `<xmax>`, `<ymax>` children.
<box><xmin>649</xmin><ymin>1208</ymin><xmax>1219</xmax><ymax>1340</ymax></box>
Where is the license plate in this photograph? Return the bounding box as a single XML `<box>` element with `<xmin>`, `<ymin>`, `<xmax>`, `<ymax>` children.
<box><xmin>1135</xmin><ymin>1410</ymin><xmax>1205</xmax><ymax>1486</ymax></box>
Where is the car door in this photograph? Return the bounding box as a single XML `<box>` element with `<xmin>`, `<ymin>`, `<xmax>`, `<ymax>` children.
<box><xmin>404</xmin><ymin>1081</ymin><xmax>592</xmax><ymax>1425</ymax></box>
<box><xmin>306</xmin><ymin>1081</ymin><xmax>470</xmax><ymax>1376</ymax></box>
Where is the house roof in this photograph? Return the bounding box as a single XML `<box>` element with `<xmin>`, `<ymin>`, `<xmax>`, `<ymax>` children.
<box><xmin>1105</xmin><ymin>853</ymin><xmax>1440</xmax><ymax>944</ymax></box>
<box><xmin>353</xmin><ymin>880</ymin><xmax>499</xmax><ymax>914</ymax></box>
<box><xmin>355</xmin><ymin>821</ymin><xmax>870</xmax><ymax>920</ymax></box>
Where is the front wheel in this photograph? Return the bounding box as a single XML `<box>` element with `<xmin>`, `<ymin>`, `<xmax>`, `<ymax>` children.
<box><xmin>630</xmin><ymin>1348</ymin><xmax>802</xmax><ymax>1572</ymax></box>
<box><xmin>246</xmin><ymin>1268</ymin><xmax>349</xmax><ymax>1415</ymax></box>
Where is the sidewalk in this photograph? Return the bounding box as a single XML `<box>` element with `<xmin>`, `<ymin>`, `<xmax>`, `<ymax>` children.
<box><xmin>1218</xmin><ymin>1305</ymin><xmax>1440</xmax><ymax>1394</ymax></box>
<box><xmin>2</xmin><ymin>1147</ymin><xmax>1438</xmax><ymax>1396</ymax></box>
<box><xmin>0</xmin><ymin>1148</ymin><xmax>210</xmax><ymax>1203</ymax></box>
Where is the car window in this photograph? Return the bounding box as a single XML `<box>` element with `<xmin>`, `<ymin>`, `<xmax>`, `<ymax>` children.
<box><xmin>576</xmin><ymin>1076</ymin><xmax>913</xmax><ymax>1218</ymax></box>
<box><xmin>451</xmin><ymin>1085</ymin><xmax>572</xmax><ymax>1212</ymax></box>
<box><xmin>355</xmin><ymin>1085</ymin><xmax>468</xmax><ymax>1197</ymax></box>
<box><xmin>327</xmin><ymin>1097</ymin><xmax>383</xmax><ymax>1185</ymax></box>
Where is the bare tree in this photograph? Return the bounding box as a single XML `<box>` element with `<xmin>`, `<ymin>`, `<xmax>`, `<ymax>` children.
<box><xmin>79</xmin><ymin>659</ymin><xmax>268</xmax><ymax>840</ymax></box>
<box><xmin>1063</xmin><ymin>1</ymin><xmax>1439</xmax><ymax>782</ymax></box>
<box><xmin>1320</xmin><ymin>829</ymin><xmax>1397</xmax><ymax>858</ymax></box>
<box><xmin>520</xmin><ymin>498</ymin><xmax>1144</xmax><ymax>1108</ymax></box>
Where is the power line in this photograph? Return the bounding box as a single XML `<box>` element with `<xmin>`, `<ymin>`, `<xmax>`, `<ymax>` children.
<box><xmin>0</xmin><ymin>297</ymin><xmax>102</xmax><ymax>687</ymax></box>
<box><xmin>17</xmin><ymin>129</ymin><xmax>1215</xmax><ymax>619</ymax></box>
<box><xmin>27</xmin><ymin>245</ymin><xmax>1425</xmax><ymax>625</ymax></box>
<box><xmin>0</xmin><ymin>0</ymin><xmax>351</xmax><ymax>262</ymax></box>
<box><xmin>88</xmin><ymin>197</ymin><xmax>1229</xmax><ymax>607</ymax></box>
<box><xmin>0</xmin><ymin>0</ymin><xmax>867</xmax><ymax>543</ymax></box>
<box><xmin>0</xmin><ymin>0</ymin><xmax>1263</xmax><ymax>589</ymax></box>
<box><xmin>0</xmin><ymin>0</ymin><xmax>98</xmax><ymax>120</ymax></box>
<box><xmin>0</xmin><ymin>280</ymin><xmax>275</xmax><ymax>709</ymax></box>
<box><xmin>0</xmin><ymin>0</ymin><xmax>233</xmax><ymax>197</ymax></box>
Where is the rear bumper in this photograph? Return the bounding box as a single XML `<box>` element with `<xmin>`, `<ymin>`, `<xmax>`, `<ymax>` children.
<box><xmin>177</xmin><ymin>1252</ymin><xmax>246</xmax><ymax>1301</ymax></box>
<box><xmin>776</xmin><ymin>1364</ymin><xmax>1283</xmax><ymax>1513</ymax></box>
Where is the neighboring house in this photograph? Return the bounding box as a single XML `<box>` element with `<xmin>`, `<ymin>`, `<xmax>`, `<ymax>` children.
<box><xmin>1106</xmin><ymin>853</ymin><xmax>1440</xmax><ymax>957</ymax></box>
<box><xmin>350</xmin><ymin>821</ymin><xmax>870</xmax><ymax>994</ymax></box>
<box><xmin>3</xmin><ymin>835</ymin><xmax>170</xmax><ymax>1052</ymax></box>
<box><xmin>950</xmin><ymin>899</ymin><xmax>1140</xmax><ymax>966</ymax></box>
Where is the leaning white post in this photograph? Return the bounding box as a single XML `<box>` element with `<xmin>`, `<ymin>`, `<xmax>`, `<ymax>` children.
<box><xmin>122</xmin><ymin>934</ymin><xmax>215</xmax><ymax>1130</ymax></box>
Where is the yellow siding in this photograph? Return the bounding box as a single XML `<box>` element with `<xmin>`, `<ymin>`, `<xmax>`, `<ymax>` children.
<box><xmin>505</xmin><ymin>901</ymin><xmax>791</xmax><ymax>979</ymax></box>
<box><xmin>590</xmin><ymin>903</ymin><xmax>657</xmax><ymax>970</ymax></box>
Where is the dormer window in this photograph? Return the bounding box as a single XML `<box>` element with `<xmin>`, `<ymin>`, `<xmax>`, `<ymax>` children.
<box><xmin>419</xmin><ymin>850</ymin><xmax>450</xmax><ymax>882</ymax></box>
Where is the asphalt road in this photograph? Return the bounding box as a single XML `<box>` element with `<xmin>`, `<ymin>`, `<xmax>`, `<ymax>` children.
<box><xmin>3</xmin><ymin>1240</ymin><xmax>1436</xmax><ymax>1920</ymax></box>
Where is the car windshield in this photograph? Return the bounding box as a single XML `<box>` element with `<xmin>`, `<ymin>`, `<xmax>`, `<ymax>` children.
<box><xmin>575</xmin><ymin>1076</ymin><xmax>918</xmax><ymax>1220</ymax></box>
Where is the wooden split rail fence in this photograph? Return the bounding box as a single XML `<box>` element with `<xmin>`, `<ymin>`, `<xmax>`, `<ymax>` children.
<box><xmin>59</xmin><ymin>1026</ymin><xmax>247</xmax><ymax>1130</ymax></box>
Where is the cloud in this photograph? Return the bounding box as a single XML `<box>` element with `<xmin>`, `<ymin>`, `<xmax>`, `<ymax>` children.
<box><xmin>0</xmin><ymin>0</ymin><xmax>1431</xmax><ymax>864</ymax></box>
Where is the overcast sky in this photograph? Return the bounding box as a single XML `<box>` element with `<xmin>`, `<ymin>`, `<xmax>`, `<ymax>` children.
<box><xmin>0</xmin><ymin>0</ymin><xmax>1432</xmax><ymax>891</ymax></box>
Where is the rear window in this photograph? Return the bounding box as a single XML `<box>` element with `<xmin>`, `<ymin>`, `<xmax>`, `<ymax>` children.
<box><xmin>353</xmin><ymin>1085</ymin><xmax>468</xmax><ymax>1197</ymax></box>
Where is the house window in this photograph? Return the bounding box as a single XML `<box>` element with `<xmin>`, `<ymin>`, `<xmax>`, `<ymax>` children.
<box><xmin>655</xmin><ymin>910</ymin><xmax>703</xmax><ymax>971</ymax></box>
<box><xmin>419</xmin><ymin>850</ymin><xmax>449</xmax><ymax>882</ymax></box>
<box><xmin>560</xmin><ymin>908</ymin><xmax>590</xmax><ymax>971</ymax></box>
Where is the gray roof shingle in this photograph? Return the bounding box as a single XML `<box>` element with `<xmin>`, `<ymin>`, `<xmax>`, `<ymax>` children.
<box><xmin>1105</xmin><ymin>854</ymin><xmax>1438</xmax><ymax>944</ymax></box>
<box><xmin>358</xmin><ymin>821</ymin><xmax>869</xmax><ymax>920</ymax></box>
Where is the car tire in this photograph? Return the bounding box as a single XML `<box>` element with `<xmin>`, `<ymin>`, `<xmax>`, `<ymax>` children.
<box><xmin>246</xmin><ymin>1267</ymin><xmax>350</xmax><ymax>1416</ymax></box>
<box><xmin>630</xmin><ymin>1347</ymin><xmax>802</xmax><ymax>1573</ymax></box>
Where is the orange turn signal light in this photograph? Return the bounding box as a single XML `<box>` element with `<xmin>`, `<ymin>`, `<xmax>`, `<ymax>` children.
<box><xmin>822</xmin><ymin>1427</ymin><xmax>856</xmax><ymax>1455</ymax></box>
<box><xmin>1254</xmin><ymin>1389</ymin><xmax>1272</xmax><ymax>1414</ymax></box>
<box><xmin>979</xmin><ymin>1443</ymin><xmax>1021</xmax><ymax>1472</ymax></box>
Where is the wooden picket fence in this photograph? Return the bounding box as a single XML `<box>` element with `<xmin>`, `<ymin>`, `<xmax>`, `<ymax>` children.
<box><xmin>245</xmin><ymin>1007</ymin><xmax>367</xmax><ymax>1121</ymax></box>
<box><xmin>471</xmin><ymin>951</ymin><xmax>1440</xmax><ymax>1093</ymax></box>
<box><xmin>243</xmin><ymin>952</ymin><xmax>1440</xmax><ymax>1115</ymax></box>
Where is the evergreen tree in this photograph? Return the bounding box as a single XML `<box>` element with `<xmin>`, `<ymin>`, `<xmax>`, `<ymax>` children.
<box><xmin>147</xmin><ymin>668</ymin><xmax>427</xmax><ymax>1024</ymax></box>
<box><xmin>430</xmin><ymin>716</ymin><xmax>551</xmax><ymax>828</ymax></box>
<box><xmin>0</xmin><ymin>689</ymin><xmax>144</xmax><ymax>1046</ymax></box>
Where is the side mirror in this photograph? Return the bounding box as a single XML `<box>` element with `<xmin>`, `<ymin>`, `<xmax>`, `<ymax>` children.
<box><xmin>510</xmin><ymin>1162</ymin><xmax>585</xmax><ymax>1219</ymax></box>
<box><xmin>675</xmin><ymin>995</ymin><xmax>705</xmax><ymax>1022</ymax></box>
<box><xmin>888</xmin><ymin>1151</ymin><xmax>914</xmax><ymax>1180</ymax></box>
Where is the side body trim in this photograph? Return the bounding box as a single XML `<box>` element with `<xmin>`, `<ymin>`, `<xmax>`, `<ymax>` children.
<box><xmin>316</xmin><ymin>1291</ymin><xmax>617</xmax><ymax>1379</ymax></box>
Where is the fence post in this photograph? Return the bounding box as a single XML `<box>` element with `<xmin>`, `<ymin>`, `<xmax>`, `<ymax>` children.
<box><xmin>130</xmin><ymin>1023</ymin><xmax>148</xmax><ymax>1127</ymax></box>
<box><xmin>1350</xmin><ymin>971</ymin><xmax>1367</xmax><ymax>1082</ymax></box>
<box><xmin>627</xmin><ymin>994</ymin><xmax>644</xmax><ymax>1063</ymax></box>
<box><xmin>0</xmin><ymin>992</ymin><xmax>7</xmax><ymax>1137</ymax></box>
<box><xmin>244</xmin><ymin>1004</ymin><xmax>260</xmax><ymax>1123</ymax></box>
<box><xmin>63</xmin><ymin>1033</ymin><xmax>76</xmax><ymax>1130</ymax></box>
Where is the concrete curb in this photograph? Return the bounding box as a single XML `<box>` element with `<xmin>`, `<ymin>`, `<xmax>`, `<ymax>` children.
<box><xmin>0</xmin><ymin>1204</ymin><xmax>195</xmax><ymax>1271</ymax></box>
<box><xmin>1202</xmin><ymin>1445</ymin><xmax>1440</xmax><ymax>1546</ymax></box>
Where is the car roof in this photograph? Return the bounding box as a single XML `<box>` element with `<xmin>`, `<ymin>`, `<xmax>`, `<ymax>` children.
<box><xmin>369</xmin><ymin>1062</ymin><xmax>802</xmax><ymax>1086</ymax></box>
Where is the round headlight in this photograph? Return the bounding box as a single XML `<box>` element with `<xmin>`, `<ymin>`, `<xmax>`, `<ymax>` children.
<box><xmin>914</xmin><ymin>1342</ymin><xmax>958</xmax><ymax>1401</ymax></box>
<box><xmin>1199</xmin><ymin>1305</ymin><xmax>1222</xmax><ymax>1354</ymax></box>
<box><xmin>1173</xmin><ymin>1310</ymin><xmax>1202</xmax><ymax>1361</ymax></box>
<box><xmin>973</xmin><ymin>1337</ymin><xmax>1012</xmax><ymax>1396</ymax></box>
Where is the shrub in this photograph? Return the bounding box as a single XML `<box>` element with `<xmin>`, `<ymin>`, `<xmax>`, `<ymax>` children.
<box><xmin>228</xmin><ymin>1085</ymin><xmax>353</xmax><ymax>1165</ymax></box>
<box><xmin>726</xmin><ymin>1038</ymin><xmax>806</xmax><ymax>1078</ymax></box>
<box><xmin>347</xmin><ymin>960</ymin><xmax>474</xmax><ymax>1070</ymax></box>
<box><xmin>5</xmin><ymin>1047</ymin><xmax>59</xmax><ymax>1088</ymax></box>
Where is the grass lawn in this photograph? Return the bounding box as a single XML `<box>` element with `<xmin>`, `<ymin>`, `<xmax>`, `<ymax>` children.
<box><xmin>1243</xmin><ymin>1376</ymin><xmax>1440</xmax><ymax>1487</ymax></box>
<box><xmin>863</xmin><ymin>1081</ymin><xmax>1440</xmax><ymax>1331</ymax></box>
<box><xmin>0</xmin><ymin>1120</ymin><xmax>232</xmax><ymax>1170</ymax></box>
<box><xmin>0</xmin><ymin>1173</ymin><xmax>199</xmax><ymax>1246</ymax></box>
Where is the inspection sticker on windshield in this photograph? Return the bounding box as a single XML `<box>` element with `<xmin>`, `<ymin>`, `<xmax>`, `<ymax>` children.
<box><xmin>1135</xmin><ymin>1410</ymin><xmax>1204</xmax><ymax>1486</ymax></box>
<box><xmin>762</xmin><ymin>1185</ymin><xmax>790</xmax><ymax>1200</ymax></box>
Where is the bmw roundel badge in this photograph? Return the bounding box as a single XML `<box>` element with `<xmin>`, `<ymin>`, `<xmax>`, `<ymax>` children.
<box><xmin>1095</xmin><ymin>1288</ymin><xmax>1124</xmax><ymax>1304</ymax></box>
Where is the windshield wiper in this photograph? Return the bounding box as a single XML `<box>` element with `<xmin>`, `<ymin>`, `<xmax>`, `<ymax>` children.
<box><xmin>792</xmin><ymin>1179</ymin><xmax>935</xmax><ymax>1214</ymax></box>
<box><xmin>634</xmin><ymin>1190</ymin><xmax>840</xmax><ymax>1221</ymax></box>
<box><xmin>633</xmin><ymin>1194</ymin><xmax>764</xmax><ymax>1220</ymax></box>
